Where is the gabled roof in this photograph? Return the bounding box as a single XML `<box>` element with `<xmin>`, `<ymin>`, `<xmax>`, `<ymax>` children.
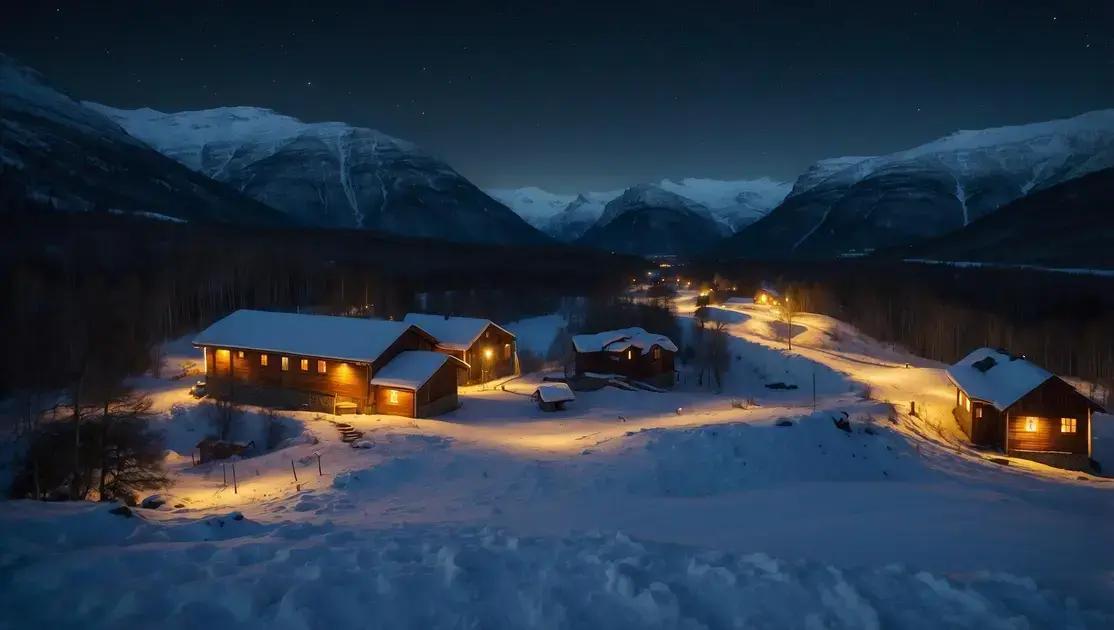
<box><xmin>534</xmin><ymin>382</ymin><xmax>575</xmax><ymax>403</ymax></box>
<box><xmin>403</xmin><ymin>313</ymin><xmax>514</xmax><ymax>352</ymax></box>
<box><xmin>193</xmin><ymin>310</ymin><xmax>429</xmax><ymax>364</ymax></box>
<box><xmin>945</xmin><ymin>347</ymin><xmax>1054</xmax><ymax>411</ymax></box>
<box><xmin>370</xmin><ymin>351</ymin><xmax>466</xmax><ymax>390</ymax></box>
<box><xmin>571</xmin><ymin>327</ymin><xmax>678</xmax><ymax>355</ymax></box>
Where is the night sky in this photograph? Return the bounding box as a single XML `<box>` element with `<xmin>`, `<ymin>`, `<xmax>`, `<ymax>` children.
<box><xmin>5</xmin><ymin>1</ymin><xmax>1112</xmax><ymax>192</ymax></box>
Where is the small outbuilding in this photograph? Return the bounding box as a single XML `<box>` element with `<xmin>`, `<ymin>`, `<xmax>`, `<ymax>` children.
<box><xmin>369</xmin><ymin>351</ymin><xmax>467</xmax><ymax>418</ymax></box>
<box><xmin>403</xmin><ymin>313</ymin><xmax>518</xmax><ymax>385</ymax></box>
<box><xmin>572</xmin><ymin>327</ymin><xmax>678</xmax><ymax>388</ymax></box>
<box><xmin>946</xmin><ymin>347</ymin><xmax>1102</xmax><ymax>471</ymax></box>
<box><xmin>195</xmin><ymin>438</ymin><xmax>253</xmax><ymax>464</ymax></box>
<box><xmin>533</xmin><ymin>383</ymin><xmax>575</xmax><ymax>411</ymax></box>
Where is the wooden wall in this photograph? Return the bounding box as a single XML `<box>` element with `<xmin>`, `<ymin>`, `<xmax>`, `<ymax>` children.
<box><xmin>203</xmin><ymin>345</ymin><xmax>370</xmax><ymax>404</ymax></box>
<box><xmin>375</xmin><ymin>385</ymin><xmax>415</xmax><ymax>417</ymax></box>
<box><xmin>1004</xmin><ymin>377</ymin><xmax>1093</xmax><ymax>454</ymax></box>
<box><xmin>575</xmin><ymin>345</ymin><xmax>675</xmax><ymax>385</ymax></box>
<box><xmin>457</xmin><ymin>324</ymin><xmax>517</xmax><ymax>384</ymax></box>
<box><xmin>953</xmin><ymin>387</ymin><xmax>1004</xmax><ymax>447</ymax></box>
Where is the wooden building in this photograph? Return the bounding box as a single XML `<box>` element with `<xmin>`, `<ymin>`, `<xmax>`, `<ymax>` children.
<box><xmin>193</xmin><ymin>310</ymin><xmax>465</xmax><ymax>418</ymax></box>
<box><xmin>754</xmin><ymin>285</ymin><xmax>781</xmax><ymax>306</ymax></box>
<box><xmin>403</xmin><ymin>313</ymin><xmax>517</xmax><ymax>385</ymax></box>
<box><xmin>571</xmin><ymin>327</ymin><xmax>678</xmax><ymax>388</ymax></box>
<box><xmin>946</xmin><ymin>347</ymin><xmax>1102</xmax><ymax>471</ymax></box>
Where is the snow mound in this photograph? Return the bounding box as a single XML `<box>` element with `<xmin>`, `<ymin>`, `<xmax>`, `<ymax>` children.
<box><xmin>627</xmin><ymin>413</ymin><xmax>925</xmax><ymax>496</ymax></box>
<box><xmin>1</xmin><ymin>525</ymin><xmax>1105</xmax><ymax>629</ymax></box>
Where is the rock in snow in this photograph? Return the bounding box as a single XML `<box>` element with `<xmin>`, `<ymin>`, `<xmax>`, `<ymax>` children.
<box><xmin>86</xmin><ymin>103</ymin><xmax>549</xmax><ymax>245</ymax></box>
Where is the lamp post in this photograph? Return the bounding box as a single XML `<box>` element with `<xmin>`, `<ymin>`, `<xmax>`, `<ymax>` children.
<box><xmin>483</xmin><ymin>347</ymin><xmax>493</xmax><ymax>388</ymax></box>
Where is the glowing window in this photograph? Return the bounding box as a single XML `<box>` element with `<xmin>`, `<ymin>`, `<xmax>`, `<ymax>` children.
<box><xmin>653</xmin><ymin>347</ymin><xmax>662</xmax><ymax>360</ymax></box>
<box><xmin>260</xmin><ymin>354</ymin><xmax>269</xmax><ymax>367</ymax></box>
<box><xmin>237</xmin><ymin>350</ymin><xmax>245</xmax><ymax>359</ymax></box>
<box><xmin>628</xmin><ymin>349</ymin><xmax>634</xmax><ymax>360</ymax></box>
<box><xmin>964</xmin><ymin>396</ymin><xmax>971</xmax><ymax>412</ymax></box>
<box><xmin>1061</xmin><ymin>417</ymin><xmax>1077</xmax><ymax>433</ymax></box>
<box><xmin>317</xmin><ymin>360</ymin><xmax>327</xmax><ymax>374</ymax></box>
<box><xmin>1023</xmin><ymin>417</ymin><xmax>1038</xmax><ymax>432</ymax></box>
<box><xmin>974</xmin><ymin>406</ymin><xmax>983</xmax><ymax>419</ymax></box>
<box><xmin>281</xmin><ymin>356</ymin><xmax>289</xmax><ymax>371</ymax></box>
<box><xmin>388</xmin><ymin>389</ymin><xmax>399</xmax><ymax>404</ymax></box>
<box><xmin>300</xmin><ymin>359</ymin><xmax>309</xmax><ymax>371</ymax></box>
<box><xmin>504</xmin><ymin>343</ymin><xmax>511</xmax><ymax>360</ymax></box>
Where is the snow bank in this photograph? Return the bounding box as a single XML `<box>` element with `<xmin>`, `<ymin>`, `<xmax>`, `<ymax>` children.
<box><xmin>626</xmin><ymin>412</ymin><xmax>925</xmax><ymax>496</ymax></box>
<box><xmin>0</xmin><ymin>523</ymin><xmax>1105</xmax><ymax>629</ymax></box>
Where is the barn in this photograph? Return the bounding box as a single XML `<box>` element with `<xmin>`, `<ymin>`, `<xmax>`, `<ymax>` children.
<box><xmin>193</xmin><ymin>310</ymin><xmax>465</xmax><ymax>417</ymax></box>
<box><xmin>754</xmin><ymin>285</ymin><xmax>781</xmax><ymax>306</ymax></box>
<box><xmin>403</xmin><ymin>313</ymin><xmax>517</xmax><ymax>385</ymax></box>
<box><xmin>946</xmin><ymin>347</ymin><xmax>1102</xmax><ymax>471</ymax></box>
<box><xmin>572</xmin><ymin>327</ymin><xmax>678</xmax><ymax>388</ymax></box>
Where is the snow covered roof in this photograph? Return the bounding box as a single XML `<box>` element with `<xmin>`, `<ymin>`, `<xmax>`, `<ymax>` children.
<box><xmin>944</xmin><ymin>348</ymin><xmax>1053</xmax><ymax>411</ymax></box>
<box><xmin>369</xmin><ymin>351</ymin><xmax>464</xmax><ymax>390</ymax></box>
<box><xmin>403</xmin><ymin>313</ymin><xmax>514</xmax><ymax>351</ymax></box>
<box><xmin>572</xmin><ymin>328</ymin><xmax>678</xmax><ymax>355</ymax></box>
<box><xmin>534</xmin><ymin>383</ymin><xmax>575</xmax><ymax>403</ymax></box>
<box><xmin>193</xmin><ymin>310</ymin><xmax>426</xmax><ymax>364</ymax></box>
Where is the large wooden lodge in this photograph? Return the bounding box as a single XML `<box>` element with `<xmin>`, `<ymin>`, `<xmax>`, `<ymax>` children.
<box><xmin>193</xmin><ymin>310</ymin><xmax>467</xmax><ymax>418</ymax></box>
<box><xmin>946</xmin><ymin>347</ymin><xmax>1102</xmax><ymax>471</ymax></box>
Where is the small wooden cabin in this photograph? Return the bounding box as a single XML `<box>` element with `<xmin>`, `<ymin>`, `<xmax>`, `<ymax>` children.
<box><xmin>369</xmin><ymin>351</ymin><xmax>467</xmax><ymax>417</ymax></box>
<box><xmin>403</xmin><ymin>313</ymin><xmax>517</xmax><ymax>385</ymax></box>
<box><xmin>946</xmin><ymin>347</ymin><xmax>1102</xmax><ymax>471</ymax></box>
<box><xmin>572</xmin><ymin>327</ymin><xmax>677</xmax><ymax>388</ymax></box>
<box><xmin>533</xmin><ymin>383</ymin><xmax>575</xmax><ymax>411</ymax></box>
<box><xmin>754</xmin><ymin>286</ymin><xmax>781</xmax><ymax>306</ymax></box>
<box><xmin>193</xmin><ymin>310</ymin><xmax>464</xmax><ymax>418</ymax></box>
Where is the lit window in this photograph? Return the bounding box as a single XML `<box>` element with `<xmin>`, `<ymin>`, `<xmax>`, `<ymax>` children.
<box><xmin>388</xmin><ymin>389</ymin><xmax>399</xmax><ymax>404</ymax></box>
<box><xmin>260</xmin><ymin>354</ymin><xmax>269</xmax><ymax>367</ymax></box>
<box><xmin>300</xmin><ymin>359</ymin><xmax>309</xmax><ymax>371</ymax></box>
<box><xmin>237</xmin><ymin>350</ymin><xmax>245</xmax><ymax>359</ymax></box>
<box><xmin>653</xmin><ymin>347</ymin><xmax>662</xmax><ymax>360</ymax></box>
<box><xmin>974</xmin><ymin>406</ymin><xmax>983</xmax><ymax>419</ymax></box>
<box><xmin>1023</xmin><ymin>417</ymin><xmax>1038</xmax><ymax>432</ymax></box>
<box><xmin>503</xmin><ymin>343</ymin><xmax>511</xmax><ymax>360</ymax></box>
<box><xmin>317</xmin><ymin>360</ymin><xmax>326</xmax><ymax>374</ymax></box>
<box><xmin>281</xmin><ymin>356</ymin><xmax>289</xmax><ymax>371</ymax></box>
<box><xmin>1061</xmin><ymin>417</ymin><xmax>1077</xmax><ymax>433</ymax></box>
<box><xmin>964</xmin><ymin>397</ymin><xmax>971</xmax><ymax>412</ymax></box>
<box><xmin>628</xmin><ymin>349</ymin><xmax>634</xmax><ymax>360</ymax></box>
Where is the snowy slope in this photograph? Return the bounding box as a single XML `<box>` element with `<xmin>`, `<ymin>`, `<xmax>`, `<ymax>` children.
<box><xmin>87</xmin><ymin>103</ymin><xmax>548</xmax><ymax>245</ymax></box>
<box><xmin>726</xmin><ymin>110</ymin><xmax>1114</xmax><ymax>259</ymax></box>
<box><xmin>658</xmin><ymin>177</ymin><xmax>790</xmax><ymax>231</ymax></box>
<box><xmin>3</xmin><ymin>295</ymin><xmax>1113</xmax><ymax>627</ymax></box>
<box><xmin>486</xmin><ymin>186</ymin><xmax>578</xmax><ymax>228</ymax></box>
<box><xmin>577</xmin><ymin>184</ymin><xmax>729</xmax><ymax>255</ymax></box>
<box><xmin>0</xmin><ymin>54</ymin><xmax>287</xmax><ymax>225</ymax></box>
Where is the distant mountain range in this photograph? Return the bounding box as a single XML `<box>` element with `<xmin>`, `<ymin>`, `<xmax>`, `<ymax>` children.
<box><xmin>0</xmin><ymin>53</ymin><xmax>287</xmax><ymax>226</ymax></box>
<box><xmin>723</xmin><ymin>109</ymin><xmax>1114</xmax><ymax>259</ymax></box>
<box><xmin>87</xmin><ymin>104</ymin><xmax>548</xmax><ymax>245</ymax></box>
<box><xmin>489</xmin><ymin>177</ymin><xmax>790</xmax><ymax>244</ymax></box>
<box><xmin>3</xmin><ymin>53</ymin><xmax>1111</xmax><ymax>262</ymax></box>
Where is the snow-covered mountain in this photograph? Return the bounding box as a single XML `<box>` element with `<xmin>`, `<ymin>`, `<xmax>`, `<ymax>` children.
<box><xmin>725</xmin><ymin>110</ymin><xmax>1114</xmax><ymax>259</ymax></box>
<box><xmin>0</xmin><ymin>54</ymin><xmax>286</xmax><ymax>225</ymax></box>
<box><xmin>87</xmin><ymin>104</ymin><xmax>548</xmax><ymax>245</ymax></box>
<box><xmin>576</xmin><ymin>184</ymin><xmax>728</xmax><ymax>255</ymax></box>
<box><xmin>492</xmin><ymin>178</ymin><xmax>788</xmax><ymax>242</ymax></box>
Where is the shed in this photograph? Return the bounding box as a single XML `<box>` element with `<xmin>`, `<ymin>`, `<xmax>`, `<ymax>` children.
<box><xmin>533</xmin><ymin>383</ymin><xmax>576</xmax><ymax>411</ymax></box>
<box><xmin>946</xmin><ymin>347</ymin><xmax>1103</xmax><ymax>470</ymax></box>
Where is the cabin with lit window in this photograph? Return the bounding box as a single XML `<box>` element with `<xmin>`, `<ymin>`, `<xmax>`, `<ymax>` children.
<box><xmin>946</xmin><ymin>347</ymin><xmax>1102</xmax><ymax>471</ymax></box>
<box><xmin>754</xmin><ymin>285</ymin><xmax>781</xmax><ymax>306</ymax></box>
<box><xmin>571</xmin><ymin>327</ymin><xmax>678</xmax><ymax>388</ymax></box>
<box><xmin>402</xmin><ymin>313</ymin><xmax>517</xmax><ymax>385</ymax></box>
<box><xmin>193</xmin><ymin>310</ymin><xmax>466</xmax><ymax>418</ymax></box>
